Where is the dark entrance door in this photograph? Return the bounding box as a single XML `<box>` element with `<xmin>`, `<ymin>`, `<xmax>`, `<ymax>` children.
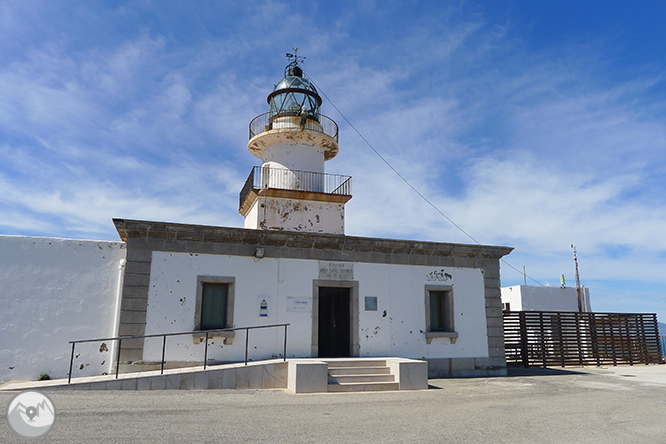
<box><xmin>318</xmin><ymin>287</ymin><xmax>351</xmax><ymax>358</ymax></box>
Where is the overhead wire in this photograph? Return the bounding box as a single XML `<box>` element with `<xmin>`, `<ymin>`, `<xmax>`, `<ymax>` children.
<box><xmin>305</xmin><ymin>71</ymin><xmax>546</xmax><ymax>286</ymax></box>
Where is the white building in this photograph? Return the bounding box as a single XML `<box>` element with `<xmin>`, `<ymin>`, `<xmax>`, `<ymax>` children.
<box><xmin>501</xmin><ymin>285</ymin><xmax>591</xmax><ymax>312</ymax></box>
<box><xmin>0</xmin><ymin>57</ymin><xmax>513</xmax><ymax>382</ymax></box>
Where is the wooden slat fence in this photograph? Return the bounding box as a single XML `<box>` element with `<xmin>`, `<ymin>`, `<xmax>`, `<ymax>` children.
<box><xmin>504</xmin><ymin>311</ymin><xmax>662</xmax><ymax>368</ymax></box>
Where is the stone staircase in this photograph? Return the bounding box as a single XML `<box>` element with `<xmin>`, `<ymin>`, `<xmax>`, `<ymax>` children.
<box><xmin>325</xmin><ymin>359</ymin><xmax>400</xmax><ymax>392</ymax></box>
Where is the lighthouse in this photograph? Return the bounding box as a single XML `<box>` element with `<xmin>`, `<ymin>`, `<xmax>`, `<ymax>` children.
<box><xmin>239</xmin><ymin>51</ymin><xmax>352</xmax><ymax>234</ymax></box>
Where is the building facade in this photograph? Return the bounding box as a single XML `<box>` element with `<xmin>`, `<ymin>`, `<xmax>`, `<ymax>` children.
<box><xmin>113</xmin><ymin>219</ymin><xmax>512</xmax><ymax>378</ymax></box>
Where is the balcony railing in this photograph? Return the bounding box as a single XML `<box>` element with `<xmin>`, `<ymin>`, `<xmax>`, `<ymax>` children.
<box><xmin>239</xmin><ymin>166</ymin><xmax>352</xmax><ymax>210</ymax></box>
<box><xmin>249</xmin><ymin>111</ymin><xmax>339</xmax><ymax>142</ymax></box>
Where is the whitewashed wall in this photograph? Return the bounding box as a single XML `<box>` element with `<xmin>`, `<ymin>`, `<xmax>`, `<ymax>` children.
<box><xmin>263</xmin><ymin>143</ymin><xmax>326</xmax><ymax>173</ymax></box>
<box><xmin>143</xmin><ymin>252</ymin><xmax>488</xmax><ymax>363</ymax></box>
<box><xmin>0</xmin><ymin>236</ymin><xmax>126</xmax><ymax>381</ymax></box>
<box><xmin>501</xmin><ymin>285</ymin><xmax>592</xmax><ymax>312</ymax></box>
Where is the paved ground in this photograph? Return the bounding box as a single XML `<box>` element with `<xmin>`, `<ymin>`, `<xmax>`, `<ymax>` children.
<box><xmin>2</xmin><ymin>365</ymin><xmax>665</xmax><ymax>443</ymax></box>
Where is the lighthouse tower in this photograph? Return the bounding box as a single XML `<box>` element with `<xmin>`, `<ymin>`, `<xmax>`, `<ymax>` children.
<box><xmin>239</xmin><ymin>52</ymin><xmax>352</xmax><ymax>234</ymax></box>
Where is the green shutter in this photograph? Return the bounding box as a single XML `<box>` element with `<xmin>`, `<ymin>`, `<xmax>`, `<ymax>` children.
<box><xmin>201</xmin><ymin>283</ymin><xmax>228</xmax><ymax>330</ymax></box>
<box><xmin>430</xmin><ymin>291</ymin><xmax>452</xmax><ymax>332</ymax></box>
<box><xmin>430</xmin><ymin>292</ymin><xmax>443</xmax><ymax>331</ymax></box>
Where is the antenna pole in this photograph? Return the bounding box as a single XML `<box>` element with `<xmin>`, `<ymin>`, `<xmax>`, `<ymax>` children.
<box><xmin>571</xmin><ymin>244</ymin><xmax>583</xmax><ymax>312</ymax></box>
<box><xmin>523</xmin><ymin>266</ymin><xmax>527</xmax><ymax>286</ymax></box>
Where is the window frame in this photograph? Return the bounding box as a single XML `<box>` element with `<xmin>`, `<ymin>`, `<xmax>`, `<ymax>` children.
<box><xmin>194</xmin><ymin>276</ymin><xmax>235</xmax><ymax>342</ymax></box>
<box><xmin>424</xmin><ymin>285</ymin><xmax>458</xmax><ymax>343</ymax></box>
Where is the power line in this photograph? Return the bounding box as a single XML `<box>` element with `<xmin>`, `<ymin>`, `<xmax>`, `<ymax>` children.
<box><xmin>306</xmin><ymin>72</ymin><xmax>545</xmax><ymax>286</ymax></box>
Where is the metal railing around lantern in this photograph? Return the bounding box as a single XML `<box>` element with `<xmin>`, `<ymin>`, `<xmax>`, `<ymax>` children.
<box><xmin>249</xmin><ymin>111</ymin><xmax>339</xmax><ymax>141</ymax></box>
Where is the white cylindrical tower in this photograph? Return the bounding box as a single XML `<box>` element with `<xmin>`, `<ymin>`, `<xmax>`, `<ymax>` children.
<box><xmin>239</xmin><ymin>55</ymin><xmax>351</xmax><ymax>234</ymax></box>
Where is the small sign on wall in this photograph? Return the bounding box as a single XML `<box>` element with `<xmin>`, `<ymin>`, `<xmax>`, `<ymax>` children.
<box><xmin>258</xmin><ymin>296</ymin><xmax>270</xmax><ymax>317</ymax></box>
<box><xmin>287</xmin><ymin>297</ymin><xmax>310</xmax><ymax>312</ymax></box>
<box><xmin>319</xmin><ymin>261</ymin><xmax>354</xmax><ymax>280</ymax></box>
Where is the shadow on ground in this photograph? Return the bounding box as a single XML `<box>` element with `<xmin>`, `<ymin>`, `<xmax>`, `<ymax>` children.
<box><xmin>425</xmin><ymin>366</ymin><xmax>589</xmax><ymax>388</ymax></box>
<box><xmin>506</xmin><ymin>366</ymin><xmax>588</xmax><ymax>377</ymax></box>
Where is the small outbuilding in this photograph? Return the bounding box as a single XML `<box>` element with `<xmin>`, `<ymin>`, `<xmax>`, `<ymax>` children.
<box><xmin>501</xmin><ymin>285</ymin><xmax>591</xmax><ymax>313</ymax></box>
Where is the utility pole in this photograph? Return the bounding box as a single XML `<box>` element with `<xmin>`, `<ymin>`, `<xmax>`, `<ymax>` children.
<box><xmin>571</xmin><ymin>244</ymin><xmax>582</xmax><ymax>312</ymax></box>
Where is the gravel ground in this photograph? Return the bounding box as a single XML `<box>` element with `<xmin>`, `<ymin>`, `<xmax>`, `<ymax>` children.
<box><xmin>1</xmin><ymin>366</ymin><xmax>665</xmax><ymax>443</ymax></box>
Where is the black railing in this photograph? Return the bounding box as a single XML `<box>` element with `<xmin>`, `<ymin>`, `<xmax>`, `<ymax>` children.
<box><xmin>239</xmin><ymin>167</ymin><xmax>256</xmax><ymax>210</ymax></box>
<box><xmin>239</xmin><ymin>166</ymin><xmax>352</xmax><ymax>210</ymax></box>
<box><xmin>67</xmin><ymin>323</ymin><xmax>289</xmax><ymax>383</ymax></box>
<box><xmin>249</xmin><ymin>111</ymin><xmax>338</xmax><ymax>141</ymax></box>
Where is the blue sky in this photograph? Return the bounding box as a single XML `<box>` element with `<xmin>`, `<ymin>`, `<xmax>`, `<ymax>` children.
<box><xmin>2</xmin><ymin>1</ymin><xmax>666</xmax><ymax>322</ymax></box>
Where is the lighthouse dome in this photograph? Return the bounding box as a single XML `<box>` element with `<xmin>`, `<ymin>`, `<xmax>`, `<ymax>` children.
<box><xmin>267</xmin><ymin>67</ymin><xmax>322</xmax><ymax>121</ymax></box>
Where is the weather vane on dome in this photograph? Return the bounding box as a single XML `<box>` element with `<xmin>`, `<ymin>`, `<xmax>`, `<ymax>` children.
<box><xmin>286</xmin><ymin>46</ymin><xmax>306</xmax><ymax>66</ymax></box>
<box><xmin>284</xmin><ymin>47</ymin><xmax>306</xmax><ymax>77</ymax></box>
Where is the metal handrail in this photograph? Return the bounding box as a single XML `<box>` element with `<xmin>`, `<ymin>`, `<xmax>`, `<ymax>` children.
<box><xmin>67</xmin><ymin>323</ymin><xmax>290</xmax><ymax>383</ymax></box>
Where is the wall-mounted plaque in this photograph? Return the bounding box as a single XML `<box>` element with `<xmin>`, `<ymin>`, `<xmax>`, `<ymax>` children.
<box><xmin>318</xmin><ymin>261</ymin><xmax>354</xmax><ymax>280</ymax></box>
<box><xmin>287</xmin><ymin>297</ymin><xmax>310</xmax><ymax>312</ymax></box>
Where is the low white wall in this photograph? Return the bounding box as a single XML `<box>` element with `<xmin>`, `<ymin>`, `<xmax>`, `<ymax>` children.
<box><xmin>143</xmin><ymin>252</ymin><xmax>488</xmax><ymax>363</ymax></box>
<box><xmin>0</xmin><ymin>236</ymin><xmax>126</xmax><ymax>381</ymax></box>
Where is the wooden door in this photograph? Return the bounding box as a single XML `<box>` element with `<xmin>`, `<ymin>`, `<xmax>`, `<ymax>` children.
<box><xmin>318</xmin><ymin>287</ymin><xmax>351</xmax><ymax>357</ymax></box>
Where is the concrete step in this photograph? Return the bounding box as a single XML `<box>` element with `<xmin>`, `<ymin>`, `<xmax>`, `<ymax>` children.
<box><xmin>329</xmin><ymin>374</ymin><xmax>395</xmax><ymax>383</ymax></box>
<box><xmin>329</xmin><ymin>367</ymin><xmax>391</xmax><ymax>376</ymax></box>
<box><xmin>325</xmin><ymin>359</ymin><xmax>397</xmax><ymax>391</ymax></box>
<box><xmin>325</xmin><ymin>360</ymin><xmax>387</xmax><ymax>368</ymax></box>
<box><xmin>328</xmin><ymin>381</ymin><xmax>400</xmax><ymax>392</ymax></box>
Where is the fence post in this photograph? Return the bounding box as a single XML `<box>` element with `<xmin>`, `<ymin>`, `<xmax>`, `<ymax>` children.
<box><xmin>283</xmin><ymin>324</ymin><xmax>288</xmax><ymax>362</ymax></box>
<box><xmin>612</xmin><ymin>315</ymin><xmax>619</xmax><ymax>366</ymax></box>
<box><xmin>637</xmin><ymin>315</ymin><xmax>644</xmax><ymax>363</ymax></box>
<box><xmin>557</xmin><ymin>313</ymin><xmax>565</xmax><ymax>367</ymax></box>
<box><xmin>626</xmin><ymin>316</ymin><xmax>634</xmax><ymax>366</ymax></box>
<box><xmin>115</xmin><ymin>339</ymin><xmax>122</xmax><ymax>379</ymax></box>
<box><xmin>161</xmin><ymin>336</ymin><xmax>167</xmax><ymax>374</ymax></box>
<box><xmin>653</xmin><ymin>314</ymin><xmax>662</xmax><ymax>363</ymax></box>
<box><xmin>245</xmin><ymin>328</ymin><xmax>250</xmax><ymax>366</ymax></box>
<box><xmin>203</xmin><ymin>332</ymin><xmax>209</xmax><ymax>370</ymax></box>
<box><xmin>519</xmin><ymin>312</ymin><xmax>529</xmax><ymax>368</ymax></box>
<box><xmin>68</xmin><ymin>343</ymin><xmax>75</xmax><ymax>384</ymax></box>
<box><xmin>538</xmin><ymin>312</ymin><xmax>546</xmax><ymax>368</ymax></box>
<box><xmin>575</xmin><ymin>313</ymin><xmax>584</xmax><ymax>366</ymax></box>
